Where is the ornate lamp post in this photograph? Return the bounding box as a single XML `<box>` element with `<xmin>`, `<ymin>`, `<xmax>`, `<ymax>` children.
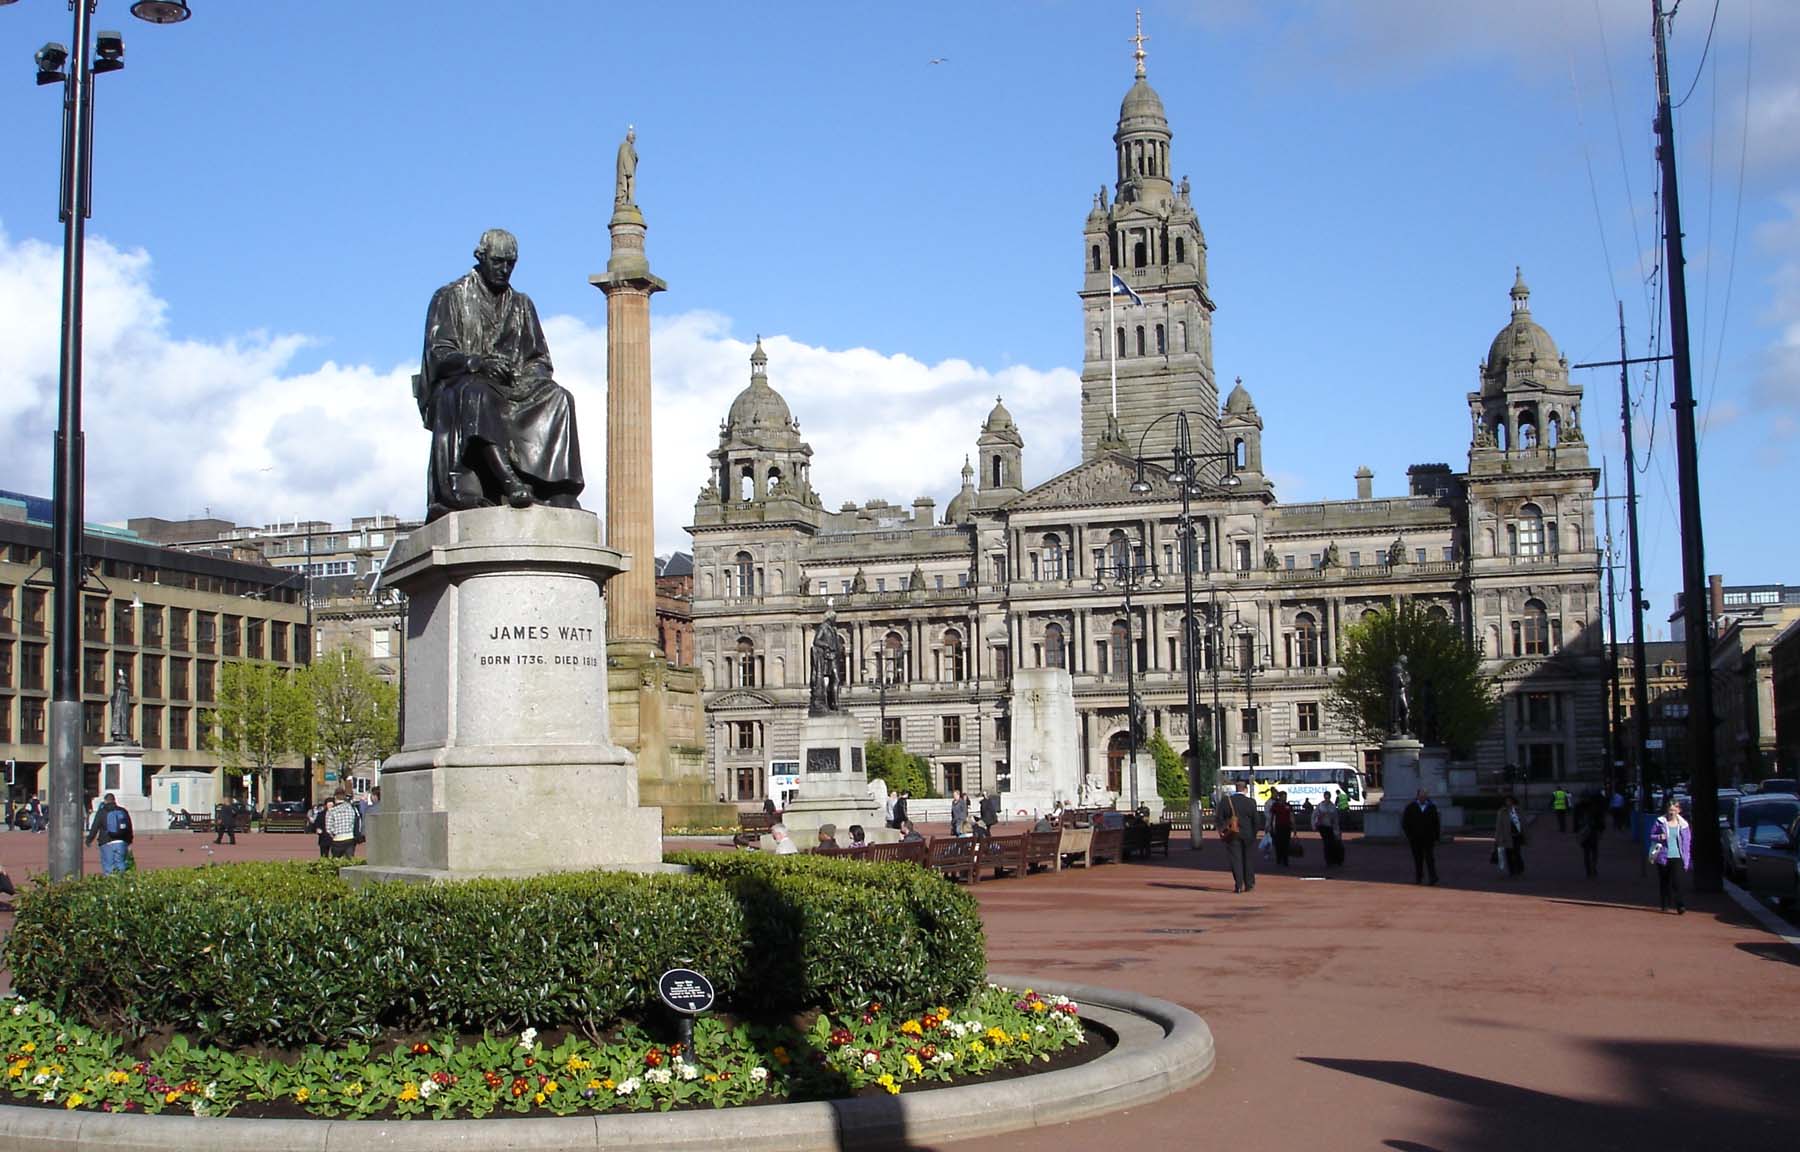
<box><xmin>1128</xmin><ymin>410</ymin><xmax>1238</xmax><ymax>845</ymax></box>
<box><xmin>1092</xmin><ymin>552</ymin><xmax>1159</xmax><ymax>812</ymax></box>
<box><xmin>6</xmin><ymin>0</ymin><xmax>194</xmax><ymax>879</ymax></box>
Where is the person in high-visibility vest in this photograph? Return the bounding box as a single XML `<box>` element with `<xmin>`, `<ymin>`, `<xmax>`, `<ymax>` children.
<box><xmin>1552</xmin><ymin>786</ymin><xmax>1570</xmax><ymax>833</ymax></box>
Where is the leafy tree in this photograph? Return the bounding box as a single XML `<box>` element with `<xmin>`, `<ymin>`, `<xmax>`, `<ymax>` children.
<box><xmin>1326</xmin><ymin>603</ymin><xmax>1497</xmax><ymax>757</ymax></box>
<box><xmin>301</xmin><ymin>647</ymin><xmax>399</xmax><ymax>785</ymax></box>
<box><xmin>203</xmin><ymin>660</ymin><xmax>310</xmax><ymax>806</ymax></box>
<box><xmin>864</xmin><ymin>740</ymin><xmax>937</xmax><ymax>799</ymax></box>
<box><xmin>1151</xmin><ymin>726</ymin><xmax>1218</xmax><ymax>808</ymax></box>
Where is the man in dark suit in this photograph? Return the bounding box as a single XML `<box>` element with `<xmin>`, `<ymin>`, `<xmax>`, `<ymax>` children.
<box><xmin>1400</xmin><ymin>789</ymin><xmax>1441</xmax><ymax>885</ymax></box>
<box><xmin>1219</xmin><ymin>783</ymin><xmax>1259</xmax><ymax>893</ymax></box>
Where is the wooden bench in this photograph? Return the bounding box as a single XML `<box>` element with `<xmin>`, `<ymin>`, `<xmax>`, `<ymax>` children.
<box><xmin>866</xmin><ymin>840</ymin><xmax>929</xmax><ymax>865</ymax></box>
<box><xmin>734</xmin><ymin>812</ymin><xmax>775</xmax><ymax>848</ymax></box>
<box><xmin>982</xmin><ymin>834</ymin><xmax>1026</xmax><ymax>879</ymax></box>
<box><xmin>926</xmin><ymin>836</ymin><xmax>982</xmax><ymax>883</ymax></box>
<box><xmin>1057</xmin><ymin>826</ymin><xmax>1094</xmax><ymax>868</ymax></box>
<box><xmin>1123</xmin><ymin>821</ymin><xmax>1173</xmax><ymax>860</ymax></box>
<box><xmin>260</xmin><ymin>813</ymin><xmax>312</xmax><ymax>834</ymax></box>
<box><xmin>1088</xmin><ymin>825</ymin><xmax>1124</xmax><ymax>864</ymax></box>
<box><xmin>1024</xmin><ymin>829</ymin><xmax>1062</xmax><ymax>872</ymax></box>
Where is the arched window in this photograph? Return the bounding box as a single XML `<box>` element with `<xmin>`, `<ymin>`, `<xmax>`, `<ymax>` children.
<box><xmin>765</xmin><ymin>467</ymin><xmax>782</xmax><ymax>496</ymax></box>
<box><xmin>1106</xmin><ymin>731</ymin><xmax>1129</xmax><ymax>793</ymax></box>
<box><xmin>1294</xmin><ymin>612</ymin><xmax>1320</xmax><ymax>668</ymax></box>
<box><xmin>883</xmin><ymin>630</ymin><xmax>906</xmax><ymax>683</ymax></box>
<box><xmin>991</xmin><ymin>455</ymin><xmax>1004</xmax><ymax>488</ymax></box>
<box><xmin>1515</xmin><ymin>598</ymin><xmax>1550</xmax><ymax>656</ymax></box>
<box><xmin>733</xmin><ymin>551</ymin><xmax>755</xmax><ymax>599</ymax></box>
<box><xmin>1177</xmin><ymin>321</ymin><xmax>1188</xmax><ymax>351</ymax></box>
<box><xmin>1495</xmin><ymin>421</ymin><xmax>1509</xmax><ymax>451</ymax></box>
<box><xmin>1175</xmin><ymin>237</ymin><xmax>1187</xmax><ymax>263</ymax></box>
<box><xmin>1520</xmin><ymin>417</ymin><xmax>1539</xmax><ymax>449</ymax></box>
<box><xmin>1090</xmin><ymin>244</ymin><xmax>1102</xmax><ymax>272</ymax></box>
<box><xmin>1111</xmin><ymin>618</ymin><xmax>1131</xmax><ymax>678</ymax></box>
<box><xmin>941</xmin><ymin>627</ymin><xmax>966</xmax><ymax>682</ymax></box>
<box><xmin>1233</xmin><ymin>438</ymin><xmax>1247</xmax><ymax>469</ymax></box>
<box><xmin>735</xmin><ymin>636</ymin><xmax>758</xmax><ymax>687</ymax></box>
<box><xmin>1155</xmin><ymin>324</ymin><xmax>1166</xmax><ymax>354</ymax></box>
<box><xmin>1135</xmin><ymin>326</ymin><xmax>1146</xmax><ymax>356</ymax></box>
<box><xmin>1044</xmin><ymin>622</ymin><xmax>1066</xmax><ymax>669</ymax></box>
<box><xmin>1547</xmin><ymin>412</ymin><xmax>1561</xmax><ymax>447</ymax></box>
<box><xmin>1361</xmin><ymin>608</ymin><xmax>1381</xmax><ymax>622</ymax></box>
<box><xmin>1042</xmin><ymin>533</ymin><xmax>1065</xmax><ymax>581</ymax></box>
<box><xmin>1427</xmin><ymin>604</ymin><xmax>1450</xmax><ymax>625</ymax></box>
<box><xmin>1116</xmin><ymin>327</ymin><xmax>1126</xmax><ymax>357</ymax></box>
<box><xmin>1133</xmin><ymin>238</ymin><xmax>1147</xmax><ymax>268</ymax></box>
<box><xmin>1107</xmin><ymin>528</ymin><xmax>1132</xmax><ymax>573</ymax></box>
<box><xmin>1517</xmin><ymin>502</ymin><xmax>1545</xmax><ymax>557</ymax></box>
<box><xmin>738</xmin><ymin>466</ymin><xmax>755</xmax><ymax>502</ymax></box>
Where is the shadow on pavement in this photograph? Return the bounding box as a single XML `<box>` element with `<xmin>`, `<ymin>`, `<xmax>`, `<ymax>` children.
<box><xmin>1735</xmin><ymin>940</ymin><xmax>1800</xmax><ymax>967</ymax></box>
<box><xmin>1305</xmin><ymin>1042</ymin><xmax>1798</xmax><ymax>1147</ymax></box>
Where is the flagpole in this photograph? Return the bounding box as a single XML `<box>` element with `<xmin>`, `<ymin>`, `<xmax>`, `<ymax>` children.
<box><xmin>1108</xmin><ymin>260</ymin><xmax>1118</xmax><ymax>418</ymax></box>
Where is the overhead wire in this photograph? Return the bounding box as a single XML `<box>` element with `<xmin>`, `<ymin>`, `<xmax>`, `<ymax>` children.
<box><xmin>1699</xmin><ymin>2</ymin><xmax>1752</xmax><ymax>447</ymax></box>
<box><xmin>1593</xmin><ymin>0</ymin><xmax>1656</xmax><ymax>326</ymax></box>
<box><xmin>1672</xmin><ymin>0</ymin><xmax>1723</xmax><ymax>109</ymax></box>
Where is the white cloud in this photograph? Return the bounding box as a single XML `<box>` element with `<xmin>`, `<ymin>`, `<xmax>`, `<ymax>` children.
<box><xmin>0</xmin><ymin>227</ymin><xmax>1081</xmax><ymax>559</ymax></box>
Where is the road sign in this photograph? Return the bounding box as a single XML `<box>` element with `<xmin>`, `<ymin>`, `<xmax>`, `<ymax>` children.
<box><xmin>1645</xmin><ymin>739</ymin><xmax>1665</xmax><ymax>750</ymax></box>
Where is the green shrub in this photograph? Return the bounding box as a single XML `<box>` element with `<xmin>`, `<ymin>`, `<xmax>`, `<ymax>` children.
<box><xmin>5</xmin><ymin>856</ymin><xmax>983</xmax><ymax>1050</ymax></box>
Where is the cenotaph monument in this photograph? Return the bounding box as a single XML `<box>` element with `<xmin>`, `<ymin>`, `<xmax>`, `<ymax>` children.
<box><xmin>353</xmin><ymin>227</ymin><xmax>661</xmax><ymax>882</ymax></box>
<box><xmin>95</xmin><ymin>669</ymin><xmax>152</xmax><ymax>819</ymax></box>
<box><xmin>1006</xmin><ymin>667</ymin><xmax>1081</xmax><ymax>817</ymax></box>
<box><xmin>591</xmin><ymin>128</ymin><xmax>730</xmax><ymax>828</ymax></box>
<box><xmin>1363</xmin><ymin>656</ymin><xmax>1463</xmax><ymax>839</ymax></box>
<box><xmin>769</xmin><ymin>607</ymin><xmax>887</xmax><ymax>846</ymax></box>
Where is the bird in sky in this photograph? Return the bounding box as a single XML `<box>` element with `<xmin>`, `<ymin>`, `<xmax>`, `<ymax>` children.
<box><xmin>928</xmin><ymin>57</ymin><xmax>949</xmax><ymax>65</ymax></box>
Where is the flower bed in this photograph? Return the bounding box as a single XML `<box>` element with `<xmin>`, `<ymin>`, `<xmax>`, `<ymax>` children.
<box><xmin>0</xmin><ymin>987</ymin><xmax>1090</xmax><ymax>1120</ymax></box>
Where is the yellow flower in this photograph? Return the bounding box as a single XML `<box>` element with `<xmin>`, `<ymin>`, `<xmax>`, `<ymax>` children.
<box><xmin>7</xmin><ymin>1064</ymin><xmax>25</xmax><ymax>1079</ymax></box>
<box><xmin>1031</xmin><ymin>1000</ymin><xmax>1048</xmax><ymax>1014</ymax></box>
<box><xmin>544</xmin><ymin>1080</ymin><xmax>559</xmax><ymax>1094</ymax></box>
<box><xmin>935</xmin><ymin>1006</ymin><xmax>950</xmax><ymax>1018</ymax></box>
<box><xmin>969</xmin><ymin>1040</ymin><xmax>986</xmax><ymax>1054</ymax></box>
<box><xmin>533</xmin><ymin>1091</ymin><xmax>546</xmax><ymax>1104</ymax></box>
<box><xmin>344</xmin><ymin>1082</ymin><xmax>364</xmax><ymax>1098</ymax></box>
<box><xmin>398</xmin><ymin>1082</ymin><xmax>420</xmax><ymax>1102</ymax></box>
<box><xmin>876</xmin><ymin>1073</ymin><xmax>900</xmax><ymax>1096</ymax></box>
<box><xmin>164</xmin><ymin>1090</ymin><xmax>182</xmax><ymax>1104</ymax></box>
<box><xmin>565</xmin><ymin>1056</ymin><xmax>590</xmax><ymax>1072</ymax></box>
<box><xmin>1017</xmin><ymin>1031</ymin><xmax>1030</xmax><ymax>1043</ymax></box>
<box><xmin>64</xmin><ymin>1093</ymin><xmax>84</xmax><ymax>1109</ymax></box>
<box><xmin>21</xmin><ymin>1043</ymin><xmax>35</xmax><ymax>1055</ymax></box>
<box><xmin>986</xmin><ymin>1027</ymin><xmax>1009</xmax><ymax>1045</ymax></box>
<box><xmin>586</xmin><ymin>1078</ymin><xmax>604</xmax><ymax>1091</ymax></box>
<box><xmin>899</xmin><ymin>1019</ymin><xmax>923</xmax><ymax>1036</ymax></box>
<box><xmin>904</xmin><ymin>1054</ymin><xmax>923</xmax><ymax>1075</ymax></box>
<box><xmin>294</xmin><ymin>1087</ymin><xmax>310</xmax><ymax>1103</ymax></box>
<box><xmin>704</xmin><ymin>1073</ymin><xmax>720</xmax><ymax>1084</ymax></box>
<box><xmin>601</xmin><ymin>1078</ymin><xmax>616</xmax><ymax>1091</ymax></box>
<box><xmin>106</xmin><ymin>1070</ymin><xmax>129</xmax><ymax>1086</ymax></box>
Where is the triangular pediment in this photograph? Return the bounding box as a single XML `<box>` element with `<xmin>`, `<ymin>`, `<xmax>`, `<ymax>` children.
<box><xmin>1008</xmin><ymin>453</ymin><xmax>1170</xmax><ymax>512</ymax></box>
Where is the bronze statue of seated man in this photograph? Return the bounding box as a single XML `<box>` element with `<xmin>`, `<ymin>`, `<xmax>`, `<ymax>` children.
<box><xmin>415</xmin><ymin>228</ymin><xmax>585</xmax><ymax>520</ymax></box>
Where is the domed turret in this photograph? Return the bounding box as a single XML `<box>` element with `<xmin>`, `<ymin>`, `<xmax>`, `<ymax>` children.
<box><xmin>1111</xmin><ymin>12</ymin><xmax>1173</xmax><ymax>207</ymax></box>
<box><xmin>1482</xmin><ymin>268</ymin><xmax>1563</xmax><ymax>397</ymax></box>
<box><xmin>725</xmin><ymin>337</ymin><xmax>795</xmax><ymax>436</ymax></box>
<box><xmin>944</xmin><ymin>456</ymin><xmax>976</xmax><ymax>524</ymax></box>
<box><xmin>1466</xmin><ymin>270</ymin><xmax>1583</xmax><ymax>463</ymax></box>
<box><xmin>1224</xmin><ymin>378</ymin><xmax>1256</xmax><ymax>416</ymax></box>
<box><xmin>983</xmin><ymin>396</ymin><xmax>1017</xmax><ymax>435</ymax></box>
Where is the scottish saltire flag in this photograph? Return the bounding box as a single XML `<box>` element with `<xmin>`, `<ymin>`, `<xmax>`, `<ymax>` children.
<box><xmin>1110</xmin><ymin>272</ymin><xmax>1143</xmax><ymax>306</ymax></box>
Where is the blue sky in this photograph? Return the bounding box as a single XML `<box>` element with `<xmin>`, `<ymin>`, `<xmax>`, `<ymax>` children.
<box><xmin>0</xmin><ymin>1</ymin><xmax>1794</xmax><ymax>639</ymax></box>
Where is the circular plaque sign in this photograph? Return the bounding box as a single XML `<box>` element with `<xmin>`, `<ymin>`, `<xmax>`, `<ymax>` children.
<box><xmin>657</xmin><ymin>968</ymin><xmax>716</xmax><ymax>1015</ymax></box>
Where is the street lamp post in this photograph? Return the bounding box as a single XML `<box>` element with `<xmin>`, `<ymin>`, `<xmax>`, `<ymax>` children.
<box><xmin>1092</xmin><ymin>554</ymin><xmax>1159</xmax><ymax>813</ymax></box>
<box><xmin>10</xmin><ymin>0</ymin><xmax>194</xmax><ymax>880</ymax></box>
<box><xmin>1128</xmin><ymin>410</ymin><xmax>1239</xmax><ymax>846</ymax></box>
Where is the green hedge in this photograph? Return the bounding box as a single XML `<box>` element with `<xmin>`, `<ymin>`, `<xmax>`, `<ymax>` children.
<box><xmin>4</xmin><ymin>856</ymin><xmax>984</xmax><ymax>1050</ymax></box>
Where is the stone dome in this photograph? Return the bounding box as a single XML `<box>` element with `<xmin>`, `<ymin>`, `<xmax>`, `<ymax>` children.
<box><xmin>1483</xmin><ymin>269</ymin><xmax>1562</xmax><ymax>395</ymax></box>
<box><xmin>1118</xmin><ymin>77</ymin><xmax>1168</xmax><ymax>131</ymax></box>
<box><xmin>945</xmin><ymin>456</ymin><xmax>976</xmax><ymax>524</ymax></box>
<box><xmin>1224</xmin><ymin>378</ymin><xmax>1256</xmax><ymax>416</ymax></box>
<box><xmin>983</xmin><ymin>396</ymin><xmax>1016</xmax><ymax>433</ymax></box>
<box><xmin>725</xmin><ymin>338</ymin><xmax>794</xmax><ymax>433</ymax></box>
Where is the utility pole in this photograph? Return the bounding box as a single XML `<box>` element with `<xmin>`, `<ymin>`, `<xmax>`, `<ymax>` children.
<box><xmin>1602</xmin><ymin>462</ymin><xmax>1623</xmax><ymax>793</ymax></box>
<box><xmin>1653</xmin><ymin>0</ymin><xmax>1721</xmax><ymax>891</ymax></box>
<box><xmin>1617</xmin><ymin>306</ymin><xmax>1654</xmax><ymax>817</ymax></box>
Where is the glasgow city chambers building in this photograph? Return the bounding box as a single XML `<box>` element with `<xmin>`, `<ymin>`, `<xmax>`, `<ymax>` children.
<box><xmin>687</xmin><ymin>54</ymin><xmax>1606</xmax><ymax>811</ymax></box>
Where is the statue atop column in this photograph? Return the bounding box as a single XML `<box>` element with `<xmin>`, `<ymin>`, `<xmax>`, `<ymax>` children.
<box><xmin>108</xmin><ymin>668</ymin><xmax>133</xmax><ymax>745</ymax></box>
<box><xmin>414</xmin><ymin>229</ymin><xmax>586</xmax><ymax>520</ymax></box>
<box><xmin>615</xmin><ymin>127</ymin><xmax>638</xmax><ymax>206</ymax></box>
<box><xmin>809</xmin><ymin>608</ymin><xmax>845</xmax><ymax>715</ymax></box>
<box><xmin>1389</xmin><ymin>655</ymin><xmax>1413</xmax><ymax>737</ymax></box>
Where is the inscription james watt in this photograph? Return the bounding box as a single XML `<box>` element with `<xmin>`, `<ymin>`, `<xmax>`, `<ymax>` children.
<box><xmin>478</xmin><ymin>623</ymin><xmax>602</xmax><ymax>668</ymax></box>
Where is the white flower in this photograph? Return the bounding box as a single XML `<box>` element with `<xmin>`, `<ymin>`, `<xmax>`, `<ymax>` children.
<box><xmin>40</xmin><ymin>1091</ymin><xmax>54</xmax><ymax>1103</ymax></box>
<box><xmin>190</xmin><ymin>1100</ymin><xmax>207</xmax><ymax>1117</ymax></box>
<box><xmin>644</xmin><ymin>1067</ymin><xmax>672</xmax><ymax>1085</ymax></box>
<box><xmin>933</xmin><ymin>1051</ymin><xmax>956</xmax><ymax>1065</ymax></box>
<box><xmin>678</xmin><ymin>1064</ymin><xmax>698</xmax><ymax>1081</ymax></box>
<box><xmin>418</xmin><ymin>1080</ymin><xmax>436</xmax><ymax>1099</ymax></box>
<box><xmin>518</xmin><ymin>1027</ymin><xmax>539</xmax><ymax>1050</ymax></box>
<box><xmin>31</xmin><ymin>1073</ymin><xmax>47</xmax><ymax>1086</ymax></box>
<box><xmin>1053</xmin><ymin>995</ymin><xmax>1071</xmax><ymax>1007</ymax></box>
<box><xmin>204</xmin><ymin>1081</ymin><xmax>218</xmax><ymax>1100</ymax></box>
<box><xmin>861</xmin><ymin>1051</ymin><xmax>880</xmax><ymax>1068</ymax></box>
<box><xmin>615</xmin><ymin>1077</ymin><xmax>641</xmax><ymax>1095</ymax></box>
<box><xmin>10</xmin><ymin>1005</ymin><xmax>22</xmax><ymax>1017</ymax></box>
<box><xmin>749</xmin><ymin>1067</ymin><xmax>769</xmax><ymax>1083</ymax></box>
<box><xmin>1035</xmin><ymin>1025</ymin><xmax>1046</xmax><ymax>1033</ymax></box>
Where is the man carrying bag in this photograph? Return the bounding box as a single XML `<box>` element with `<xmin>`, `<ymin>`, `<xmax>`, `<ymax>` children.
<box><xmin>1218</xmin><ymin>783</ymin><xmax>1258</xmax><ymax>893</ymax></box>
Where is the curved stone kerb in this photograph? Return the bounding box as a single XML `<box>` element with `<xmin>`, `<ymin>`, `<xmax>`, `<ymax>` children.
<box><xmin>0</xmin><ymin>975</ymin><xmax>1214</xmax><ymax>1151</ymax></box>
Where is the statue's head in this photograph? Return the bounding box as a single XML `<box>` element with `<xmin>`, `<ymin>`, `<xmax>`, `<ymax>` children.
<box><xmin>473</xmin><ymin>229</ymin><xmax>519</xmax><ymax>293</ymax></box>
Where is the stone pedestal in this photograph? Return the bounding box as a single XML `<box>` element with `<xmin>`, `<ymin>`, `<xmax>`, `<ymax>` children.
<box><xmin>95</xmin><ymin>743</ymin><xmax>153</xmax><ymax>819</ymax></box>
<box><xmin>1007</xmin><ymin>668</ymin><xmax>1081</xmax><ymax>817</ymax></box>
<box><xmin>349</xmin><ymin>506</ymin><xmax>664</xmax><ymax>884</ymax></box>
<box><xmin>1363</xmin><ymin>737</ymin><xmax>1464</xmax><ymax>840</ymax></box>
<box><xmin>608</xmin><ymin>647</ymin><xmax>733</xmax><ymax>829</ymax></box>
<box><xmin>772</xmin><ymin>710</ymin><xmax>888</xmax><ymax>847</ymax></box>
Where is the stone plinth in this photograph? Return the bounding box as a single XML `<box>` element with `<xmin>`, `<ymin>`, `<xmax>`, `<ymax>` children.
<box><xmin>607</xmin><ymin>648</ymin><xmax>732</xmax><ymax>830</ymax></box>
<box><xmin>95</xmin><ymin>743</ymin><xmax>152</xmax><ymax>819</ymax></box>
<box><xmin>1007</xmin><ymin>668</ymin><xmax>1081</xmax><ymax>817</ymax></box>
<box><xmin>350</xmin><ymin>506</ymin><xmax>663</xmax><ymax>883</ymax></box>
<box><xmin>1363</xmin><ymin>737</ymin><xmax>1464</xmax><ymax>840</ymax></box>
<box><xmin>772</xmin><ymin>710</ymin><xmax>888</xmax><ymax>847</ymax></box>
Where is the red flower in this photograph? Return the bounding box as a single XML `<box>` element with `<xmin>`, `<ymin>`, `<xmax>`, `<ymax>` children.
<box><xmin>431</xmin><ymin>1071</ymin><xmax>452</xmax><ymax>1086</ymax></box>
<box><xmin>869</xmin><ymin>1002</ymin><xmax>883</xmax><ymax>1014</ymax></box>
<box><xmin>524</xmin><ymin>1056</ymin><xmax>536</xmax><ymax>1067</ymax></box>
<box><xmin>828</xmin><ymin>1028</ymin><xmax>853</xmax><ymax>1048</ymax></box>
<box><xmin>644</xmin><ymin>1048</ymin><xmax>664</xmax><ymax>1068</ymax></box>
<box><xmin>410</xmin><ymin>1042</ymin><xmax>432</xmax><ymax>1055</ymax></box>
<box><xmin>483</xmin><ymin>1071</ymin><xmax>503</xmax><ymax>1089</ymax></box>
<box><xmin>920</xmin><ymin>1044</ymin><xmax>937</xmax><ymax>1060</ymax></box>
<box><xmin>668</xmin><ymin>1043</ymin><xmax>684</xmax><ymax>1056</ymax></box>
<box><xmin>510</xmin><ymin>1077</ymin><xmax>529</xmax><ymax>1098</ymax></box>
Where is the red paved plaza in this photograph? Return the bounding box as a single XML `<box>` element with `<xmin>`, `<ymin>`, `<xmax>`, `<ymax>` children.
<box><xmin>2</xmin><ymin>820</ymin><xmax>1794</xmax><ymax>1148</ymax></box>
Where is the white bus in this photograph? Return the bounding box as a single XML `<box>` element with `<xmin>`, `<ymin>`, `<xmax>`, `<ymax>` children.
<box><xmin>1216</xmin><ymin>762</ymin><xmax>1368</xmax><ymax>812</ymax></box>
<box><xmin>767</xmin><ymin>760</ymin><xmax>799</xmax><ymax>810</ymax></box>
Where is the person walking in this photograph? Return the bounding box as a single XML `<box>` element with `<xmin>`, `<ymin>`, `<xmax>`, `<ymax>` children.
<box><xmin>978</xmin><ymin>791</ymin><xmax>1000</xmax><ymax>837</ymax></box>
<box><xmin>950</xmin><ymin>789</ymin><xmax>969</xmax><ymax>837</ymax></box>
<box><xmin>1218</xmin><ymin>782</ymin><xmax>1258</xmax><ymax>893</ymax></box>
<box><xmin>892</xmin><ymin>790</ymin><xmax>910</xmax><ymax>832</ymax></box>
<box><xmin>325</xmin><ymin>791</ymin><xmax>361</xmax><ymax>858</ymax></box>
<box><xmin>1649</xmin><ymin>799</ymin><xmax>1691</xmax><ymax>913</ymax></box>
<box><xmin>1314</xmin><ymin>790</ymin><xmax>1343</xmax><ymax>869</ymax></box>
<box><xmin>27</xmin><ymin>796</ymin><xmax>44</xmax><ymax>834</ymax></box>
<box><xmin>1401</xmin><ymin>789</ymin><xmax>1441</xmax><ymax>885</ymax></box>
<box><xmin>84</xmin><ymin>792</ymin><xmax>133</xmax><ymax>875</ymax></box>
<box><xmin>311</xmin><ymin>797</ymin><xmax>336</xmax><ymax>859</ymax></box>
<box><xmin>883</xmin><ymin>790</ymin><xmax>899</xmax><ymax>830</ymax></box>
<box><xmin>1269</xmin><ymin>790</ymin><xmax>1295</xmax><ymax>867</ymax></box>
<box><xmin>1300</xmin><ymin>796</ymin><xmax>1315</xmax><ymax>835</ymax></box>
<box><xmin>1552</xmin><ymin>786</ymin><xmax>1570</xmax><ymax>833</ymax></box>
<box><xmin>1494</xmin><ymin>795</ymin><xmax>1526</xmax><ymax>878</ymax></box>
<box><xmin>1576</xmin><ymin>795</ymin><xmax>1605</xmax><ymax>878</ymax></box>
<box><xmin>1609</xmin><ymin>787</ymin><xmax>1627</xmax><ymax>833</ymax></box>
<box><xmin>212</xmin><ymin>799</ymin><xmax>237</xmax><ymax>846</ymax></box>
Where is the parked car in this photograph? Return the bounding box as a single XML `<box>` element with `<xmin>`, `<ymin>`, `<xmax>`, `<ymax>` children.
<box><xmin>1722</xmin><ymin>794</ymin><xmax>1800</xmax><ymax>882</ymax></box>
<box><xmin>260</xmin><ymin>800</ymin><xmax>312</xmax><ymax>833</ymax></box>
<box><xmin>1741</xmin><ymin>812</ymin><xmax>1800</xmax><ymax>906</ymax></box>
<box><xmin>1752</xmin><ymin>778</ymin><xmax>1798</xmax><ymax>796</ymax></box>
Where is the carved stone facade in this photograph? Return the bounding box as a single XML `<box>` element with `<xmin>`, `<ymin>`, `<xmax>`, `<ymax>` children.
<box><xmin>690</xmin><ymin>56</ymin><xmax>1606</xmax><ymax>808</ymax></box>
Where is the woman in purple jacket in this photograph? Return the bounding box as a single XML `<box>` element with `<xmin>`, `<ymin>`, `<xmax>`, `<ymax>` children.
<box><xmin>1649</xmin><ymin>799</ymin><xmax>1692</xmax><ymax>914</ymax></box>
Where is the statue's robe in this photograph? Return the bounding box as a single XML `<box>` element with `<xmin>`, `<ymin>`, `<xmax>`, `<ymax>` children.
<box><xmin>417</xmin><ymin>271</ymin><xmax>583</xmax><ymax>517</ymax></box>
